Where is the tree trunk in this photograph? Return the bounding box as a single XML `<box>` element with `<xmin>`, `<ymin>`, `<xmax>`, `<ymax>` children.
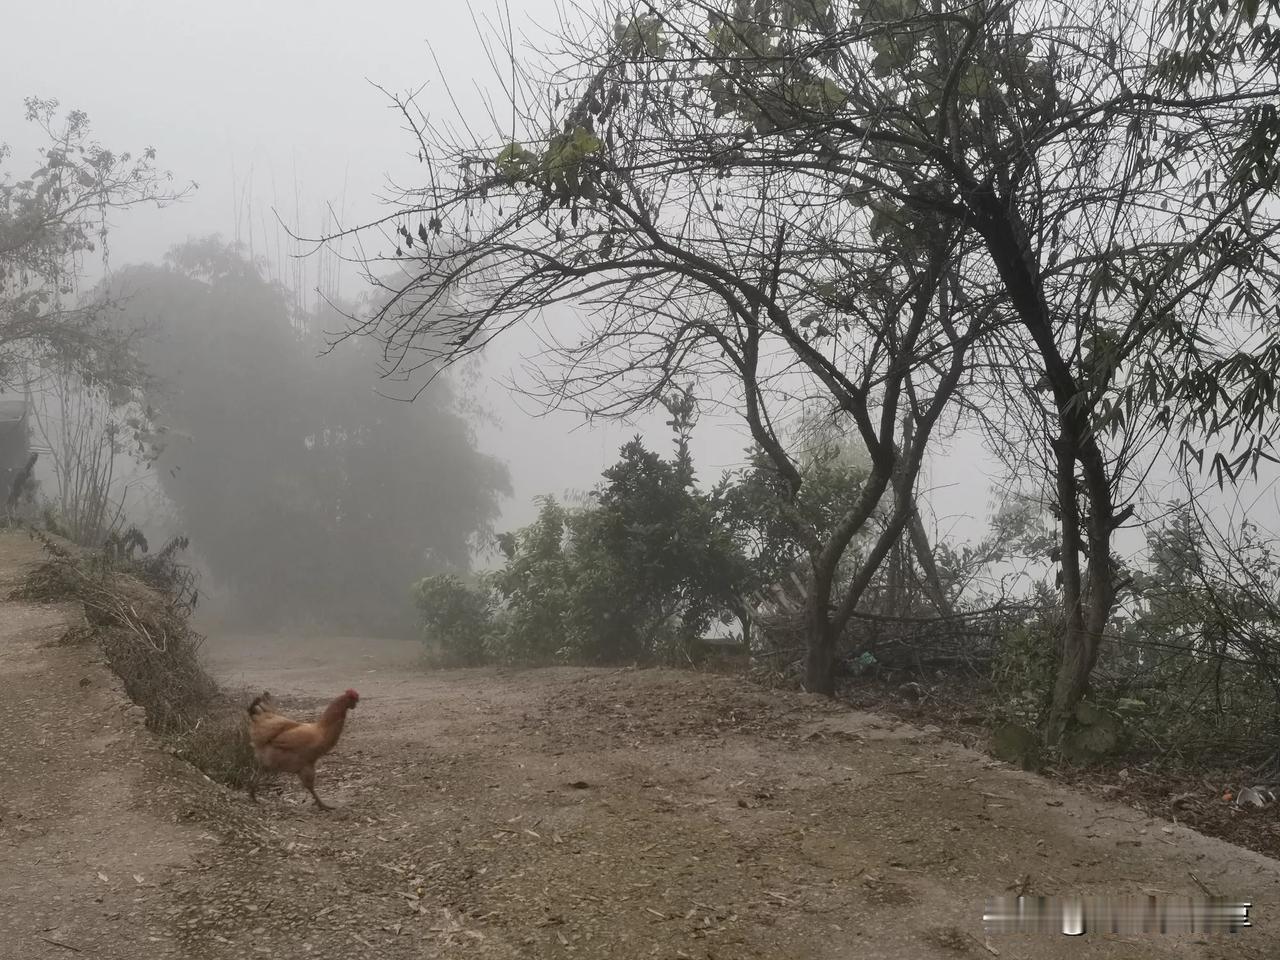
<box><xmin>1046</xmin><ymin>573</ymin><xmax>1113</xmax><ymax>743</ymax></box>
<box><xmin>803</xmin><ymin>462</ymin><xmax>895</xmax><ymax>697</ymax></box>
<box><xmin>973</xmin><ymin>196</ymin><xmax>1120</xmax><ymax>748</ymax></box>
<box><xmin>1047</xmin><ymin>615</ymin><xmax>1098</xmax><ymax>743</ymax></box>
<box><xmin>908</xmin><ymin>506</ymin><xmax>953</xmax><ymax>617</ymax></box>
<box><xmin>1044</xmin><ymin>433</ymin><xmax>1116</xmax><ymax>745</ymax></box>
<box><xmin>1046</xmin><ymin>610</ymin><xmax>1088</xmax><ymax>744</ymax></box>
<box><xmin>884</xmin><ymin>419</ymin><xmax>913</xmax><ymax>618</ymax></box>
<box><xmin>803</xmin><ymin>607</ymin><xmax>836</xmax><ymax>695</ymax></box>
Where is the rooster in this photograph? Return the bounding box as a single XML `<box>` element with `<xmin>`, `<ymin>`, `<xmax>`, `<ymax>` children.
<box><xmin>246</xmin><ymin>689</ymin><xmax>359</xmax><ymax>810</ymax></box>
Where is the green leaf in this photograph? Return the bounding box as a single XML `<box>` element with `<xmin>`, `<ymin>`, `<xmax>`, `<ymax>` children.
<box><xmin>957</xmin><ymin>65</ymin><xmax>992</xmax><ymax>98</ymax></box>
<box><xmin>614</xmin><ymin>13</ymin><xmax>669</xmax><ymax>57</ymax></box>
<box><xmin>570</xmin><ymin>126</ymin><xmax>603</xmax><ymax>156</ymax></box>
<box><xmin>495</xmin><ymin>142</ymin><xmax>536</xmax><ymax>182</ymax></box>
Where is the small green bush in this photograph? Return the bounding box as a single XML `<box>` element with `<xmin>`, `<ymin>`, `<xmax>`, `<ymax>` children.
<box><xmin>413</xmin><ymin>573</ymin><xmax>495</xmax><ymax>666</ymax></box>
<box><xmin>989</xmin><ymin>607</ymin><xmax>1059</xmax><ymax>729</ymax></box>
<box><xmin>413</xmin><ymin>437</ymin><xmax>751</xmax><ymax>668</ymax></box>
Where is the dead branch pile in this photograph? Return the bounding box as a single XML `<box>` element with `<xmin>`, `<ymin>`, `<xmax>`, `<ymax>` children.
<box><xmin>12</xmin><ymin>532</ymin><xmax>259</xmax><ymax>786</ymax></box>
<box><xmin>744</xmin><ymin>576</ymin><xmax>1032</xmax><ymax>681</ymax></box>
<box><xmin>13</xmin><ymin>535</ymin><xmax>217</xmax><ymax>733</ymax></box>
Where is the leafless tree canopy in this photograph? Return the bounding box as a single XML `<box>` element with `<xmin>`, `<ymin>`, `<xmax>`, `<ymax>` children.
<box><xmin>325</xmin><ymin>0</ymin><xmax>1280</xmax><ymax>720</ymax></box>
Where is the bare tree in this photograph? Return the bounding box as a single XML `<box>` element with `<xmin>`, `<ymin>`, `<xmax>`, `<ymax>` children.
<box><xmin>320</xmin><ymin>5</ymin><xmax>999</xmax><ymax>693</ymax></box>
<box><xmin>558</xmin><ymin>0</ymin><xmax>1280</xmax><ymax>742</ymax></box>
<box><xmin>328</xmin><ymin>0</ymin><xmax>1280</xmax><ymax>729</ymax></box>
<box><xmin>27</xmin><ymin>355</ymin><xmax>164</xmax><ymax>546</ymax></box>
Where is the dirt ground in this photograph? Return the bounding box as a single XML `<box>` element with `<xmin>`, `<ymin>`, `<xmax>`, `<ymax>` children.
<box><xmin>4</xmin><ymin>534</ymin><xmax>1280</xmax><ymax>958</ymax></box>
<box><xmin>0</xmin><ymin>534</ymin><xmax>214</xmax><ymax>959</ymax></box>
<box><xmin>845</xmin><ymin>676</ymin><xmax>1280</xmax><ymax>862</ymax></box>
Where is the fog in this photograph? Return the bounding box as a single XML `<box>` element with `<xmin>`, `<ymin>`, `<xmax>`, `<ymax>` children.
<box><xmin>12</xmin><ymin>7</ymin><xmax>1280</xmax><ymax>945</ymax></box>
<box><xmin>12</xmin><ymin>0</ymin><xmax>1268</xmax><ymax>638</ymax></box>
<box><xmin>0</xmin><ymin>0</ymin><xmax>817</xmax><ymax>532</ymax></box>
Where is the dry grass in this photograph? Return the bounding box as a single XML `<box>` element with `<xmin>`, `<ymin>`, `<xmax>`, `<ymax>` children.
<box><xmin>12</xmin><ymin>531</ymin><xmax>257</xmax><ymax>789</ymax></box>
<box><xmin>172</xmin><ymin>698</ymin><xmax>260</xmax><ymax>790</ymax></box>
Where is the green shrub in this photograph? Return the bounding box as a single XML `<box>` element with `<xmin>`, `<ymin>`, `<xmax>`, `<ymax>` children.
<box><xmin>414</xmin><ymin>437</ymin><xmax>751</xmax><ymax>668</ymax></box>
<box><xmin>488</xmin><ymin>496</ymin><xmax>577</xmax><ymax>663</ymax></box>
<box><xmin>413</xmin><ymin>573</ymin><xmax>495</xmax><ymax>666</ymax></box>
<box><xmin>989</xmin><ymin>598</ymin><xmax>1060</xmax><ymax>729</ymax></box>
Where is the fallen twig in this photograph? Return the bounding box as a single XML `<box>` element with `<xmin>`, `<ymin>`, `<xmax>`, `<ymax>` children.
<box><xmin>38</xmin><ymin>937</ymin><xmax>86</xmax><ymax>955</ymax></box>
<box><xmin>1188</xmin><ymin>871</ymin><xmax>1215</xmax><ymax>897</ymax></box>
<box><xmin>968</xmin><ymin>931</ymin><xmax>999</xmax><ymax>956</ymax></box>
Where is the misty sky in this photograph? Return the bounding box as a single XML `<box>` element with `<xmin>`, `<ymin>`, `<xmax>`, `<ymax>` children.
<box><xmin>2</xmin><ymin>0</ymin><xmax>998</xmax><ymax>542</ymax></box>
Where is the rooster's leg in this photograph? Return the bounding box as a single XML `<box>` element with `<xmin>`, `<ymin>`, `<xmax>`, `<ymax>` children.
<box><xmin>300</xmin><ymin>766</ymin><xmax>331</xmax><ymax>811</ymax></box>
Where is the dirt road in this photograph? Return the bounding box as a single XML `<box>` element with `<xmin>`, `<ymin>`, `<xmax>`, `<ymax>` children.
<box><xmin>4</xmin><ymin>534</ymin><xmax>1280</xmax><ymax>958</ymax></box>
<box><xmin>0</xmin><ymin>535</ymin><xmax>213</xmax><ymax>959</ymax></box>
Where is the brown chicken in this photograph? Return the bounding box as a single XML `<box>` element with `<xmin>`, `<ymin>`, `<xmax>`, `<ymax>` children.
<box><xmin>246</xmin><ymin>689</ymin><xmax>359</xmax><ymax>809</ymax></box>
